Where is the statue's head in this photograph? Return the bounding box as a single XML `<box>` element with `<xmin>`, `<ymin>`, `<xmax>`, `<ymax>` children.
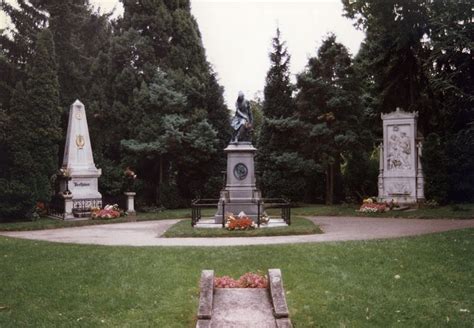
<box><xmin>237</xmin><ymin>91</ymin><xmax>245</xmax><ymax>102</ymax></box>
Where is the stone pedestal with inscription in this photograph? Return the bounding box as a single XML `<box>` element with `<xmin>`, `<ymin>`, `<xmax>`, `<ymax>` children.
<box><xmin>214</xmin><ymin>142</ymin><xmax>263</xmax><ymax>223</ymax></box>
<box><xmin>378</xmin><ymin>108</ymin><xmax>424</xmax><ymax>204</ymax></box>
<box><xmin>59</xmin><ymin>100</ymin><xmax>102</xmax><ymax>218</ymax></box>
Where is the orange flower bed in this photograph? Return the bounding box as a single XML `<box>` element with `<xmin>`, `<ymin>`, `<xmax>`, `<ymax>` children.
<box><xmin>226</xmin><ymin>217</ymin><xmax>255</xmax><ymax>230</ymax></box>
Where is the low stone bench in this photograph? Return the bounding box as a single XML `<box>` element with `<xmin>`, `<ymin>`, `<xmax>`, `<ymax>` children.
<box><xmin>196</xmin><ymin>269</ymin><xmax>293</xmax><ymax>328</ymax></box>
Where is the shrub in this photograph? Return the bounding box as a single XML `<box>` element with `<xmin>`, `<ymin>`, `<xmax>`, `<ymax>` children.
<box><xmin>159</xmin><ymin>182</ymin><xmax>186</xmax><ymax>209</ymax></box>
<box><xmin>0</xmin><ymin>179</ymin><xmax>36</xmax><ymax>220</ymax></box>
<box><xmin>422</xmin><ymin>133</ymin><xmax>449</xmax><ymax>204</ymax></box>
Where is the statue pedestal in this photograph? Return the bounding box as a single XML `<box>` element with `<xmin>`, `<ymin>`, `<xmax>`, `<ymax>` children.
<box><xmin>214</xmin><ymin>142</ymin><xmax>263</xmax><ymax>223</ymax></box>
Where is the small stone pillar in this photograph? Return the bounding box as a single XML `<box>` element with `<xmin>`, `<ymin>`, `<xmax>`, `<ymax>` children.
<box><xmin>378</xmin><ymin>142</ymin><xmax>384</xmax><ymax>194</ymax></box>
<box><xmin>416</xmin><ymin>141</ymin><xmax>425</xmax><ymax>201</ymax></box>
<box><xmin>63</xmin><ymin>194</ymin><xmax>74</xmax><ymax>220</ymax></box>
<box><xmin>124</xmin><ymin>192</ymin><xmax>136</xmax><ymax>215</ymax></box>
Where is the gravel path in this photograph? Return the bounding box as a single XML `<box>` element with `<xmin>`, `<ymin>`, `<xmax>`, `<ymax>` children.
<box><xmin>1</xmin><ymin>217</ymin><xmax>473</xmax><ymax>247</ymax></box>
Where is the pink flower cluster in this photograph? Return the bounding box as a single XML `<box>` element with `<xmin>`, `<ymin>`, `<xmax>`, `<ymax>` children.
<box><xmin>359</xmin><ymin>203</ymin><xmax>387</xmax><ymax>213</ymax></box>
<box><xmin>214</xmin><ymin>272</ymin><xmax>268</xmax><ymax>288</ymax></box>
<box><xmin>91</xmin><ymin>204</ymin><xmax>122</xmax><ymax>219</ymax></box>
<box><xmin>214</xmin><ymin>276</ymin><xmax>240</xmax><ymax>288</ymax></box>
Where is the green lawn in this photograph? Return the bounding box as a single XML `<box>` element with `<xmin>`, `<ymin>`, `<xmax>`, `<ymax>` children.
<box><xmin>0</xmin><ymin>229</ymin><xmax>473</xmax><ymax>327</ymax></box>
<box><xmin>288</xmin><ymin>203</ymin><xmax>474</xmax><ymax>219</ymax></box>
<box><xmin>163</xmin><ymin>217</ymin><xmax>321</xmax><ymax>238</ymax></box>
<box><xmin>0</xmin><ymin>209</ymin><xmax>194</xmax><ymax>231</ymax></box>
<box><xmin>1</xmin><ymin>204</ymin><xmax>472</xmax><ymax>232</ymax></box>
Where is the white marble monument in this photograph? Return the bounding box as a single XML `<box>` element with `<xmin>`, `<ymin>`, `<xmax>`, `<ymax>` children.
<box><xmin>214</xmin><ymin>142</ymin><xmax>263</xmax><ymax>223</ymax></box>
<box><xmin>378</xmin><ymin>108</ymin><xmax>424</xmax><ymax>204</ymax></box>
<box><xmin>60</xmin><ymin>100</ymin><xmax>102</xmax><ymax>216</ymax></box>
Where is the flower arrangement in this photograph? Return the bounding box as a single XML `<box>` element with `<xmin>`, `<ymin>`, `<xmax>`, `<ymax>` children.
<box><xmin>35</xmin><ymin>202</ymin><xmax>48</xmax><ymax>216</ymax></box>
<box><xmin>359</xmin><ymin>202</ymin><xmax>387</xmax><ymax>213</ymax></box>
<box><xmin>57</xmin><ymin>168</ymin><xmax>72</xmax><ymax>195</ymax></box>
<box><xmin>225</xmin><ymin>211</ymin><xmax>256</xmax><ymax>230</ymax></box>
<box><xmin>362</xmin><ymin>197</ymin><xmax>375</xmax><ymax>204</ymax></box>
<box><xmin>124</xmin><ymin>167</ymin><xmax>137</xmax><ymax>179</ymax></box>
<box><xmin>214</xmin><ymin>272</ymin><xmax>268</xmax><ymax>289</ymax></box>
<box><xmin>358</xmin><ymin>197</ymin><xmax>395</xmax><ymax>213</ymax></box>
<box><xmin>259</xmin><ymin>213</ymin><xmax>270</xmax><ymax>225</ymax></box>
<box><xmin>58</xmin><ymin>168</ymin><xmax>71</xmax><ymax>177</ymax></box>
<box><xmin>91</xmin><ymin>204</ymin><xmax>124</xmax><ymax>219</ymax></box>
<box><xmin>123</xmin><ymin>167</ymin><xmax>137</xmax><ymax>191</ymax></box>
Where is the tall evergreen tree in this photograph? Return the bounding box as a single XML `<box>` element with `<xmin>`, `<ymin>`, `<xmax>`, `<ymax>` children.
<box><xmin>0</xmin><ymin>82</ymin><xmax>36</xmax><ymax>218</ymax></box>
<box><xmin>26</xmin><ymin>28</ymin><xmax>62</xmax><ymax>200</ymax></box>
<box><xmin>343</xmin><ymin>0</ymin><xmax>474</xmax><ymax>202</ymax></box>
<box><xmin>257</xmin><ymin>28</ymin><xmax>309</xmax><ymax>200</ymax></box>
<box><xmin>29</xmin><ymin>0</ymin><xmax>105</xmax><ymax>108</ymax></box>
<box><xmin>106</xmin><ymin>0</ymin><xmax>229</xmax><ymax>205</ymax></box>
<box><xmin>121</xmin><ymin>70</ymin><xmax>218</xmax><ymax>207</ymax></box>
<box><xmin>296</xmin><ymin>34</ymin><xmax>362</xmax><ymax>204</ymax></box>
<box><xmin>0</xmin><ymin>29</ymin><xmax>61</xmax><ymax>218</ymax></box>
<box><xmin>342</xmin><ymin>0</ymin><xmax>432</xmax><ymax>130</ymax></box>
<box><xmin>0</xmin><ymin>0</ymin><xmax>46</xmax><ymax>109</ymax></box>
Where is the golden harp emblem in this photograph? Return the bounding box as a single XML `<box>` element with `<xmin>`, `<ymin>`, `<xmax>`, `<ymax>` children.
<box><xmin>76</xmin><ymin>135</ymin><xmax>85</xmax><ymax>149</ymax></box>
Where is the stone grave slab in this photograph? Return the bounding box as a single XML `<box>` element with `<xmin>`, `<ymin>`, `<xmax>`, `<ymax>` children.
<box><xmin>196</xmin><ymin>269</ymin><xmax>293</xmax><ymax>328</ymax></box>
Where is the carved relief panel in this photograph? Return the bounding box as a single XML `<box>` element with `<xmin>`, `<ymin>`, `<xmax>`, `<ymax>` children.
<box><xmin>386</xmin><ymin>124</ymin><xmax>412</xmax><ymax>171</ymax></box>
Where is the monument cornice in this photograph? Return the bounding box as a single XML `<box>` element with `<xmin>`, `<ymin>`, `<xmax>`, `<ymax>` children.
<box><xmin>381</xmin><ymin>107</ymin><xmax>418</xmax><ymax>120</ymax></box>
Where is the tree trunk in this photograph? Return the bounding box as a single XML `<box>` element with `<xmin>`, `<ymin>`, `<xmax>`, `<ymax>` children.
<box><xmin>159</xmin><ymin>156</ymin><xmax>163</xmax><ymax>185</ymax></box>
<box><xmin>325</xmin><ymin>164</ymin><xmax>334</xmax><ymax>205</ymax></box>
<box><xmin>156</xmin><ymin>155</ymin><xmax>163</xmax><ymax>204</ymax></box>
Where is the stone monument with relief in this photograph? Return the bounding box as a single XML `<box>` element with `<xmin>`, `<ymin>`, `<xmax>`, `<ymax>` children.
<box><xmin>378</xmin><ymin>108</ymin><xmax>424</xmax><ymax>204</ymax></box>
<box><xmin>214</xmin><ymin>92</ymin><xmax>263</xmax><ymax>223</ymax></box>
<box><xmin>59</xmin><ymin>100</ymin><xmax>102</xmax><ymax>216</ymax></box>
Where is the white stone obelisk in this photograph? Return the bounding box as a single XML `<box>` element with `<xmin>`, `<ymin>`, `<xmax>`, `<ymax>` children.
<box><xmin>60</xmin><ymin>100</ymin><xmax>102</xmax><ymax>212</ymax></box>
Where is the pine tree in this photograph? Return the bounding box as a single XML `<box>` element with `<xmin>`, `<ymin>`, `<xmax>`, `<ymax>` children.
<box><xmin>29</xmin><ymin>0</ymin><xmax>100</xmax><ymax>108</ymax></box>
<box><xmin>342</xmin><ymin>0</ymin><xmax>431</xmax><ymax>127</ymax></box>
<box><xmin>296</xmin><ymin>34</ymin><xmax>362</xmax><ymax>204</ymax></box>
<box><xmin>343</xmin><ymin>0</ymin><xmax>474</xmax><ymax>203</ymax></box>
<box><xmin>0</xmin><ymin>0</ymin><xmax>46</xmax><ymax>109</ymax></box>
<box><xmin>26</xmin><ymin>28</ymin><xmax>62</xmax><ymax>202</ymax></box>
<box><xmin>121</xmin><ymin>70</ymin><xmax>218</xmax><ymax>207</ymax></box>
<box><xmin>0</xmin><ymin>28</ymin><xmax>61</xmax><ymax>218</ymax></box>
<box><xmin>257</xmin><ymin>28</ymin><xmax>309</xmax><ymax>200</ymax></box>
<box><xmin>0</xmin><ymin>82</ymin><xmax>36</xmax><ymax>218</ymax></box>
<box><xmin>109</xmin><ymin>0</ymin><xmax>229</xmax><ymax>205</ymax></box>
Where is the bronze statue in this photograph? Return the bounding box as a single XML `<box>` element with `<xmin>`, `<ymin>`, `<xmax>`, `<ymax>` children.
<box><xmin>231</xmin><ymin>91</ymin><xmax>253</xmax><ymax>143</ymax></box>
